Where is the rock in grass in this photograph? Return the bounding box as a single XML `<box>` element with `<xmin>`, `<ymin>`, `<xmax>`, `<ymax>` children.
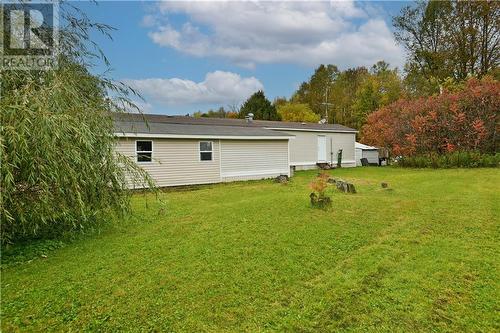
<box><xmin>310</xmin><ymin>192</ymin><xmax>332</xmax><ymax>208</ymax></box>
<box><xmin>275</xmin><ymin>175</ymin><xmax>289</xmax><ymax>183</ymax></box>
<box><xmin>381</xmin><ymin>182</ymin><xmax>388</xmax><ymax>188</ymax></box>
<box><xmin>335</xmin><ymin>180</ymin><xmax>356</xmax><ymax>193</ymax></box>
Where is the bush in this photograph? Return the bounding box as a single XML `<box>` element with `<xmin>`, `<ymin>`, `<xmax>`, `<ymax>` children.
<box><xmin>396</xmin><ymin>152</ymin><xmax>500</xmax><ymax>168</ymax></box>
<box><xmin>309</xmin><ymin>172</ymin><xmax>332</xmax><ymax>208</ymax></box>
<box><xmin>361</xmin><ymin>77</ymin><xmax>499</xmax><ymax>156</ymax></box>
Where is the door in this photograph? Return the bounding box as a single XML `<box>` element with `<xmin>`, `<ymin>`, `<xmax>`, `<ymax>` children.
<box><xmin>317</xmin><ymin>136</ymin><xmax>326</xmax><ymax>162</ymax></box>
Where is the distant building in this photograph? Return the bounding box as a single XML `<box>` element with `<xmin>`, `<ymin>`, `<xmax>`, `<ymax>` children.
<box><xmin>355</xmin><ymin>142</ymin><xmax>379</xmax><ymax>166</ymax></box>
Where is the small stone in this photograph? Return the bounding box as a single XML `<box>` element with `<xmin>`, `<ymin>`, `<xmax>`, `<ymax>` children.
<box><xmin>275</xmin><ymin>175</ymin><xmax>289</xmax><ymax>183</ymax></box>
<box><xmin>310</xmin><ymin>192</ymin><xmax>318</xmax><ymax>206</ymax></box>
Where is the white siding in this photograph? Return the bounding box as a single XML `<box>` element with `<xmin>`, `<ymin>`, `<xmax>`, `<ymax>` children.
<box><xmin>220</xmin><ymin>140</ymin><xmax>289</xmax><ymax>182</ymax></box>
<box><xmin>355</xmin><ymin>148</ymin><xmax>379</xmax><ymax>166</ymax></box>
<box><xmin>286</xmin><ymin>131</ymin><xmax>318</xmax><ymax>165</ymax></box>
<box><xmin>363</xmin><ymin>150</ymin><xmax>379</xmax><ymax>164</ymax></box>
<box><xmin>116</xmin><ymin>138</ymin><xmax>220</xmax><ymax>187</ymax></box>
<box><xmin>355</xmin><ymin>148</ymin><xmax>363</xmax><ymax>166</ymax></box>
<box><xmin>282</xmin><ymin>131</ymin><xmax>356</xmax><ymax>168</ymax></box>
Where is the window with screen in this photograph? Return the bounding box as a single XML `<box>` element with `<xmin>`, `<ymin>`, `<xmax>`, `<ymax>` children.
<box><xmin>136</xmin><ymin>140</ymin><xmax>152</xmax><ymax>162</ymax></box>
<box><xmin>199</xmin><ymin>141</ymin><xmax>213</xmax><ymax>161</ymax></box>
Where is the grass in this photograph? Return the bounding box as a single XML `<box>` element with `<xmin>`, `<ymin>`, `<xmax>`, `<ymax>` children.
<box><xmin>1</xmin><ymin>167</ymin><xmax>499</xmax><ymax>332</ymax></box>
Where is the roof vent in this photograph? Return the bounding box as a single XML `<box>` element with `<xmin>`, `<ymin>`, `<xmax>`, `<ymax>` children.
<box><xmin>245</xmin><ymin>113</ymin><xmax>254</xmax><ymax>122</ymax></box>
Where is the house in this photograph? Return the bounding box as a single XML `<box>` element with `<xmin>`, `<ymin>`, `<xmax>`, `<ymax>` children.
<box><xmin>355</xmin><ymin>142</ymin><xmax>379</xmax><ymax>166</ymax></box>
<box><xmin>114</xmin><ymin>113</ymin><xmax>357</xmax><ymax>187</ymax></box>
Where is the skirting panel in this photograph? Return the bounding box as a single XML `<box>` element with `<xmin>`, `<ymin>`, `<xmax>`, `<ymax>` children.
<box><xmin>221</xmin><ymin>169</ymin><xmax>289</xmax><ymax>182</ymax></box>
<box><xmin>292</xmin><ymin>160</ymin><xmax>357</xmax><ymax>170</ymax></box>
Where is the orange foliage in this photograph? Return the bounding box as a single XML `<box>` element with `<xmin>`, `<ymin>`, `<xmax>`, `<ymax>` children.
<box><xmin>361</xmin><ymin>78</ymin><xmax>499</xmax><ymax>156</ymax></box>
<box><xmin>309</xmin><ymin>172</ymin><xmax>329</xmax><ymax>196</ymax></box>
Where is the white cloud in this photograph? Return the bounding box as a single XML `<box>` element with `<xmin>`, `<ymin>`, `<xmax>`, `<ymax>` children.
<box><xmin>146</xmin><ymin>0</ymin><xmax>404</xmax><ymax>69</ymax></box>
<box><xmin>127</xmin><ymin>100</ymin><xmax>153</xmax><ymax>113</ymax></box>
<box><xmin>124</xmin><ymin>71</ymin><xmax>264</xmax><ymax>106</ymax></box>
<box><xmin>329</xmin><ymin>0</ymin><xmax>367</xmax><ymax>18</ymax></box>
<box><xmin>141</xmin><ymin>14</ymin><xmax>157</xmax><ymax>28</ymax></box>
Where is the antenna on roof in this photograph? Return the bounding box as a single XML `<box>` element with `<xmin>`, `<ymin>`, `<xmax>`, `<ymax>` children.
<box><xmin>320</xmin><ymin>85</ymin><xmax>334</xmax><ymax>124</ymax></box>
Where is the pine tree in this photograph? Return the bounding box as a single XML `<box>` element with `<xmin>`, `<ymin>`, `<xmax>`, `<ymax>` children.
<box><xmin>238</xmin><ymin>91</ymin><xmax>281</xmax><ymax>120</ymax></box>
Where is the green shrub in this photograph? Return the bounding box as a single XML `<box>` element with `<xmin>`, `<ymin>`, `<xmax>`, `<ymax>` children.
<box><xmin>397</xmin><ymin>152</ymin><xmax>500</xmax><ymax>168</ymax></box>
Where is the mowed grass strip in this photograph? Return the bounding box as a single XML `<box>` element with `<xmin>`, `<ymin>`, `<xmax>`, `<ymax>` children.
<box><xmin>2</xmin><ymin>168</ymin><xmax>499</xmax><ymax>332</ymax></box>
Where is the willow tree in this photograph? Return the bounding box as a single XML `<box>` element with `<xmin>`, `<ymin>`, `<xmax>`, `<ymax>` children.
<box><xmin>0</xmin><ymin>2</ymin><xmax>153</xmax><ymax>244</ymax></box>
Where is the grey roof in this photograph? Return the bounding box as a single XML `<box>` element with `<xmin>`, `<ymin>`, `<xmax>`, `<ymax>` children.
<box><xmin>115</xmin><ymin>117</ymin><xmax>292</xmax><ymax>138</ymax></box>
<box><xmin>114</xmin><ymin>113</ymin><xmax>357</xmax><ymax>134</ymax></box>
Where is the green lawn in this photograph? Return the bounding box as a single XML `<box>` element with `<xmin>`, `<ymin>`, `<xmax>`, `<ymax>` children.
<box><xmin>2</xmin><ymin>168</ymin><xmax>499</xmax><ymax>332</ymax></box>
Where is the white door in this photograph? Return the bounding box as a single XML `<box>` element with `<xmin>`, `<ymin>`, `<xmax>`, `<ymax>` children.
<box><xmin>317</xmin><ymin>136</ymin><xmax>326</xmax><ymax>162</ymax></box>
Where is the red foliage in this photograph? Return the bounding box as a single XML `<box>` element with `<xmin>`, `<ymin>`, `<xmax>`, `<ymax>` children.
<box><xmin>445</xmin><ymin>142</ymin><xmax>456</xmax><ymax>153</ymax></box>
<box><xmin>361</xmin><ymin>78</ymin><xmax>499</xmax><ymax>156</ymax></box>
<box><xmin>309</xmin><ymin>172</ymin><xmax>329</xmax><ymax>196</ymax></box>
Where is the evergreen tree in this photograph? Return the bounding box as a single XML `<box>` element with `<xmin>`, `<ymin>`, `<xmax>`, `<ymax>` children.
<box><xmin>238</xmin><ymin>91</ymin><xmax>281</xmax><ymax>120</ymax></box>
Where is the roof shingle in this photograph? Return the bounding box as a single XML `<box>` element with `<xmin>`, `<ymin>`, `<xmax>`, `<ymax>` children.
<box><xmin>115</xmin><ymin>120</ymin><xmax>292</xmax><ymax>138</ymax></box>
<box><xmin>113</xmin><ymin>113</ymin><xmax>357</xmax><ymax>138</ymax></box>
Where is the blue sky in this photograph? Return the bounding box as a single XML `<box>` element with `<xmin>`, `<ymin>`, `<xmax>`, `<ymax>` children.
<box><xmin>77</xmin><ymin>1</ymin><xmax>409</xmax><ymax>115</ymax></box>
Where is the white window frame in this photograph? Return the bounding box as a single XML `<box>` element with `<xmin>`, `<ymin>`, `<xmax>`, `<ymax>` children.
<box><xmin>199</xmin><ymin>141</ymin><xmax>213</xmax><ymax>161</ymax></box>
<box><xmin>135</xmin><ymin>140</ymin><xmax>153</xmax><ymax>163</ymax></box>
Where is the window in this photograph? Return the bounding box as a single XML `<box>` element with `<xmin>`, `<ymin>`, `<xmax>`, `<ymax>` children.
<box><xmin>136</xmin><ymin>140</ymin><xmax>152</xmax><ymax>163</ymax></box>
<box><xmin>199</xmin><ymin>141</ymin><xmax>213</xmax><ymax>161</ymax></box>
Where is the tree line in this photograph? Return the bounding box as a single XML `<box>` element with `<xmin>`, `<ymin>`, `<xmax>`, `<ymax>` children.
<box><xmin>197</xmin><ymin>0</ymin><xmax>498</xmax><ymax>132</ymax></box>
<box><xmin>360</xmin><ymin>0</ymin><xmax>499</xmax><ymax>158</ymax></box>
<box><xmin>361</xmin><ymin>77</ymin><xmax>498</xmax><ymax>157</ymax></box>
